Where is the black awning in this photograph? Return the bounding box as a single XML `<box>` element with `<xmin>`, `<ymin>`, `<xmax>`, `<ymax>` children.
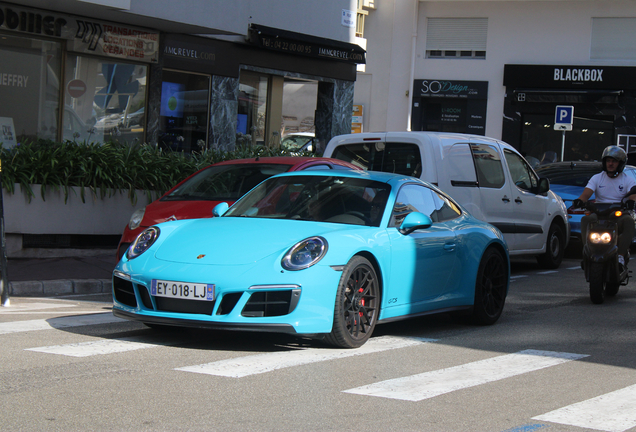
<box><xmin>512</xmin><ymin>89</ymin><xmax>622</xmax><ymax>104</ymax></box>
<box><xmin>249</xmin><ymin>23</ymin><xmax>366</xmax><ymax>64</ymax></box>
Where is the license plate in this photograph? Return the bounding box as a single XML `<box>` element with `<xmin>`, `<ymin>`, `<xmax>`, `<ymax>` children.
<box><xmin>151</xmin><ymin>279</ymin><xmax>215</xmax><ymax>301</ymax></box>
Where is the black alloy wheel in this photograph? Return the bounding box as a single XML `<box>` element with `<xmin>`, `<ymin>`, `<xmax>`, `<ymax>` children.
<box><xmin>472</xmin><ymin>247</ymin><xmax>508</xmax><ymax>325</ymax></box>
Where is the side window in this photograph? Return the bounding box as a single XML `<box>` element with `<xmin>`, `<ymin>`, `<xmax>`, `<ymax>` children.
<box><xmin>447</xmin><ymin>143</ymin><xmax>478</xmax><ymax>186</ymax></box>
<box><xmin>331</xmin><ymin>142</ymin><xmax>384</xmax><ymax>171</ymax></box>
<box><xmin>470</xmin><ymin>144</ymin><xmax>505</xmax><ymax>188</ymax></box>
<box><xmin>389</xmin><ymin>184</ymin><xmax>461</xmax><ymax>227</ymax></box>
<box><xmin>504</xmin><ymin>149</ymin><xmax>539</xmax><ymax>191</ymax></box>
<box><xmin>384</xmin><ymin>143</ymin><xmax>422</xmax><ymax>177</ymax></box>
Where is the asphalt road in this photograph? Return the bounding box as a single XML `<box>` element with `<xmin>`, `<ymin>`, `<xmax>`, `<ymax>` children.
<box><xmin>1</xmin><ymin>254</ymin><xmax>636</xmax><ymax>432</ymax></box>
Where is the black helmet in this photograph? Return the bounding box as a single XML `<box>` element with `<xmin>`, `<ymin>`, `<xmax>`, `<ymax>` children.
<box><xmin>602</xmin><ymin>145</ymin><xmax>627</xmax><ymax>177</ymax></box>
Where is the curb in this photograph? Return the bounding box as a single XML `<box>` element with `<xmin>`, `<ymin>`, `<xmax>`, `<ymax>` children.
<box><xmin>9</xmin><ymin>279</ymin><xmax>113</xmax><ymax>297</ymax></box>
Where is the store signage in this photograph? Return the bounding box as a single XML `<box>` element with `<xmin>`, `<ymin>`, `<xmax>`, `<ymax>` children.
<box><xmin>0</xmin><ymin>2</ymin><xmax>158</xmax><ymax>63</ymax></box>
<box><xmin>249</xmin><ymin>24</ymin><xmax>366</xmax><ymax>64</ymax></box>
<box><xmin>164</xmin><ymin>42</ymin><xmax>216</xmax><ymax>64</ymax></box>
<box><xmin>415</xmin><ymin>80</ymin><xmax>488</xmax><ymax>99</ymax></box>
<box><xmin>504</xmin><ymin>65</ymin><xmax>636</xmax><ymax>90</ymax></box>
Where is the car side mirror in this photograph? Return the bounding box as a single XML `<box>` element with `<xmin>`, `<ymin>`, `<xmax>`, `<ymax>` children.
<box><xmin>213</xmin><ymin>202</ymin><xmax>229</xmax><ymax>217</ymax></box>
<box><xmin>399</xmin><ymin>212</ymin><xmax>432</xmax><ymax>235</ymax></box>
<box><xmin>536</xmin><ymin>177</ymin><xmax>550</xmax><ymax>194</ymax></box>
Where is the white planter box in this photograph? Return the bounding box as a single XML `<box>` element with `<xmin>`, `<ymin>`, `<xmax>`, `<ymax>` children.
<box><xmin>3</xmin><ymin>184</ymin><xmax>157</xmax><ymax>235</ymax></box>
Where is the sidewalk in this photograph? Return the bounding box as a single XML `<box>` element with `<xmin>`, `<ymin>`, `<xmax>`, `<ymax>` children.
<box><xmin>6</xmin><ymin>251</ymin><xmax>118</xmax><ymax>297</ymax></box>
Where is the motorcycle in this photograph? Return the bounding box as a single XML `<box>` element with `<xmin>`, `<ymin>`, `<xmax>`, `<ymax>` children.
<box><xmin>577</xmin><ymin>200</ymin><xmax>633</xmax><ymax>304</ymax></box>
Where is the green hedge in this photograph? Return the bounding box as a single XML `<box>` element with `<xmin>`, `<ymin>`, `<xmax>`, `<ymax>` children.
<box><xmin>0</xmin><ymin>140</ymin><xmax>310</xmax><ymax>204</ymax></box>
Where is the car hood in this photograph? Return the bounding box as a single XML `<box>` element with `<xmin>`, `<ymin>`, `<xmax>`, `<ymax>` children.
<box><xmin>144</xmin><ymin>199</ymin><xmax>233</xmax><ymax>224</ymax></box>
<box><xmin>154</xmin><ymin>217</ymin><xmax>364</xmax><ymax>265</ymax></box>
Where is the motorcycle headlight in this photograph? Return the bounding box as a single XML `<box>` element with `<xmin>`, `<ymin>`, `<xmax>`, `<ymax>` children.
<box><xmin>128</xmin><ymin>207</ymin><xmax>146</xmax><ymax>230</ymax></box>
<box><xmin>127</xmin><ymin>226</ymin><xmax>160</xmax><ymax>259</ymax></box>
<box><xmin>282</xmin><ymin>236</ymin><xmax>328</xmax><ymax>271</ymax></box>
<box><xmin>590</xmin><ymin>232</ymin><xmax>612</xmax><ymax>244</ymax></box>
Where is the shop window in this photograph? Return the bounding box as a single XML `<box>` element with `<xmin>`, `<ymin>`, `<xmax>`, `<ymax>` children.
<box><xmin>425</xmin><ymin>18</ymin><xmax>487</xmax><ymax>59</ymax></box>
<box><xmin>0</xmin><ymin>34</ymin><xmax>62</xmax><ymax>146</ymax></box>
<box><xmin>281</xmin><ymin>79</ymin><xmax>317</xmax><ymax>137</ymax></box>
<box><xmin>238</xmin><ymin>71</ymin><xmax>268</xmax><ymax>147</ymax></box>
<box><xmin>158</xmin><ymin>70</ymin><xmax>210</xmax><ymax>152</ymax></box>
<box><xmin>64</xmin><ymin>54</ymin><xmax>147</xmax><ymax>144</ymax></box>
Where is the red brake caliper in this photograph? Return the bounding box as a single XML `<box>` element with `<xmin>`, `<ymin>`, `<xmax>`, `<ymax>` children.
<box><xmin>359</xmin><ymin>288</ymin><xmax>364</xmax><ymax>317</ymax></box>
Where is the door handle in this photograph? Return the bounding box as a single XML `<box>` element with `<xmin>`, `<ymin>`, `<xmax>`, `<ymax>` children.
<box><xmin>444</xmin><ymin>243</ymin><xmax>456</xmax><ymax>251</ymax></box>
<box><xmin>502</xmin><ymin>196</ymin><xmax>510</xmax><ymax>203</ymax></box>
<box><xmin>515</xmin><ymin>197</ymin><xmax>523</xmax><ymax>203</ymax></box>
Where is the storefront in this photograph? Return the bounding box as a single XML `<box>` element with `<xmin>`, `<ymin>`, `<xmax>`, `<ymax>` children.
<box><xmin>0</xmin><ymin>2</ymin><xmax>159</xmax><ymax>147</ymax></box>
<box><xmin>151</xmin><ymin>25</ymin><xmax>365</xmax><ymax>153</ymax></box>
<box><xmin>502</xmin><ymin>64</ymin><xmax>636</xmax><ymax>165</ymax></box>
<box><xmin>410</xmin><ymin>79</ymin><xmax>488</xmax><ymax>135</ymax></box>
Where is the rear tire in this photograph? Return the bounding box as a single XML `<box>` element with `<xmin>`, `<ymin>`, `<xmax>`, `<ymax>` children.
<box><xmin>589</xmin><ymin>262</ymin><xmax>606</xmax><ymax>304</ymax></box>
<box><xmin>324</xmin><ymin>256</ymin><xmax>379</xmax><ymax>348</ymax></box>
<box><xmin>536</xmin><ymin>223</ymin><xmax>565</xmax><ymax>269</ymax></box>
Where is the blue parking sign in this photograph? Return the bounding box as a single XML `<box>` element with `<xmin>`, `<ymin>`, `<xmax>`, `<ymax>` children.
<box><xmin>555</xmin><ymin>105</ymin><xmax>574</xmax><ymax>125</ymax></box>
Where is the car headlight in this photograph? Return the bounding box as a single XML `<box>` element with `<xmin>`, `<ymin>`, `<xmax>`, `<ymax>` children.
<box><xmin>282</xmin><ymin>236</ymin><xmax>328</xmax><ymax>271</ymax></box>
<box><xmin>590</xmin><ymin>232</ymin><xmax>612</xmax><ymax>244</ymax></box>
<box><xmin>127</xmin><ymin>227</ymin><xmax>160</xmax><ymax>259</ymax></box>
<box><xmin>128</xmin><ymin>207</ymin><xmax>146</xmax><ymax>230</ymax></box>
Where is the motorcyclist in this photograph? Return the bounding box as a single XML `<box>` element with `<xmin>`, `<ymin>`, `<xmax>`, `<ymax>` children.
<box><xmin>572</xmin><ymin>145</ymin><xmax>636</xmax><ymax>269</ymax></box>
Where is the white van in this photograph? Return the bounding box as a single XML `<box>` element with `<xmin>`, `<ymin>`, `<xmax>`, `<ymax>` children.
<box><xmin>323</xmin><ymin>132</ymin><xmax>570</xmax><ymax>269</ymax></box>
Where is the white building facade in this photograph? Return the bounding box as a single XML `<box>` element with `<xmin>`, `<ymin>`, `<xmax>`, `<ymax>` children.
<box><xmin>355</xmin><ymin>0</ymin><xmax>636</xmax><ymax>164</ymax></box>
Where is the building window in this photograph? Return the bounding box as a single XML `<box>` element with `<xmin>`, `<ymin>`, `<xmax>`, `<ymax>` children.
<box><xmin>158</xmin><ymin>69</ymin><xmax>210</xmax><ymax>152</ymax></box>
<box><xmin>0</xmin><ymin>34</ymin><xmax>62</xmax><ymax>145</ymax></box>
<box><xmin>238</xmin><ymin>70</ymin><xmax>269</xmax><ymax>147</ymax></box>
<box><xmin>425</xmin><ymin>18</ymin><xmax>487</xmax><ymax>59</ymax></box>
<box><xmin>64</xmin><ymin>54</ymin><xmax>147</xmax><ymax>144</ymax></box>
<box><xmin>591</xmin><ymin>18</ymin><xmax>636</xmax><ymax>60</ymax></box>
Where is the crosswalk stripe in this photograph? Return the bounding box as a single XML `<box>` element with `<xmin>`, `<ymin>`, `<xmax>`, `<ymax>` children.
<box><xmin>343</xmin><ymin>349</ymin><xmax>588</xmax><ymax>401</ymax></box>
<box><xmin>25</xmin><ymin>337</ymin><xmax>170</xmax><ymax>357</ymax></box>
<box><xmin>176</xmin><ymin>336</ymin><xmax>436</xmax><ymax>378</ymax></box>
<box><xmin>533</xmin><ymin>383</ymin><xmax>636</xmax><ymax>432</ymax></box>
<box><xmin>0</xmin><ymin>312</ymin><xmax>124</xmax><ymax>335</ymax></box>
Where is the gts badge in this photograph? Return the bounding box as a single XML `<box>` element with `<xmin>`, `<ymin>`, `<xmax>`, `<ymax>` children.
<box><xmin>197</xmin><ymin>254</ymin><xmax>206</xmax><ymax>259</ymax></box>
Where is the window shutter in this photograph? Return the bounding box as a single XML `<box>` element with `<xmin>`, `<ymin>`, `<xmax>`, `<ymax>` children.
<box><xmin>591</xmin><ymin>18</ymin><xmax>636</xmax><ymax>60</ymax></box>
<box><xmin>426</xmin><ymin>18</ymin><xmax>488</xmax><ymax>51</ymax></box>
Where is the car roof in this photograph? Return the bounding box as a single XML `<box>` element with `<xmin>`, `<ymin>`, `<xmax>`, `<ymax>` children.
<box><xmin>271</xmin><ymin>167</ymin><xmax>427</xmax><ymax>185</ymax></box>
<box><xmin>212</xmin><ymin>156</ymin><xmax>355</xmax><ymax>168</ymax></box>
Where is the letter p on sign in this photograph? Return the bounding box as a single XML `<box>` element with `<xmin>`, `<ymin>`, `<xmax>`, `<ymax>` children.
<box><xmin>555</xmin><ymin>105</ymin><xmax>574</xmax><ymax>125</ymax></box>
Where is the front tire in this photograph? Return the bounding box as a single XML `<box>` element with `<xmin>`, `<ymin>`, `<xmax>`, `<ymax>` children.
<box><xmin>472</xmin><ymin>247</ymin><xmax>508</xmax><ymax>325</ymax></box>
<box><xmin>536</xmin><ymin>223</ymin><xmax>565</xmax><ymax>269</ymax></box>
<box><xmin>589</xmin><ymin>262</ymin><xmax>606</xmax><ymax>304</ymax></box>
<box><xmin>324</xmin><ymin>256</ymin><xmax>379</xmax><ymax>348</ymax></box>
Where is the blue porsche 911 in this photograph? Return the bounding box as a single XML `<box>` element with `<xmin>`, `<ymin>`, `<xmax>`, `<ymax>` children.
<box><xmin>112</xmin><ymin>170</ymin><xmax>509</xmax><ymax>348</ymax></box>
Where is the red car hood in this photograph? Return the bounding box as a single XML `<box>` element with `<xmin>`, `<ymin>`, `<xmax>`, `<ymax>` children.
<box><xmin>143</xmin><ymin>199</ymin><xmax>234</xmax><ymax>225</ymax></box>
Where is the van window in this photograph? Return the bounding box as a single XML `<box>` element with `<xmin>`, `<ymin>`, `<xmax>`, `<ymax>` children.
<box><xmin>390</xmin><ymin>184</ymin><xmax>461</xmax><ymax>227</ymax></box>
<box><xmin>504</xmin><ymin>149</ymin><xmax>539</xmax><ymax>191</ymax></box>
<box><xmin>447</xmin><ymin>143</ymin><xmax>478</xmax><ymax>185</ymax></box>
<box><xmin>331</xmin><ymin>142</ymin><xmax>422</xmax><ymax>177</ymax></box>
<box><xmin>470</xmin><ymin>144</ymin><xmax>505</xmax><ymax>188</ymax></box>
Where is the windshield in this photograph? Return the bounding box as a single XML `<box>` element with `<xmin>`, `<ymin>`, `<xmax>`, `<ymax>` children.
<box><xmin>162</xmin><ymin>163</ymin><xmax>292</xmax><ymax>201</ymax></box>
<box><xmin>224</xmin><ymin>175</ymin><xmax>391</xmax><ymax>227</ymax></box>
<box><xmin>281</xmin><ymin>135</ymin><xmax>313</xmax><ymax>151</ymax></box>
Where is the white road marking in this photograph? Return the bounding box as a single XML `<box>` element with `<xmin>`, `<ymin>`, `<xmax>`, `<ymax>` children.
<box><xmin>567</xmin><ymin>266</ymin><xmax>581</xmax><ymax>270</ymax></box>
<box><xmin>533</xmin><ymin>384</ymin><xmax>636</xmax><ymax>432</ymax></box>
<box><xmin>26</xmin><ymin>337</ymin><xmax>169</xmax><ymax>357</ymax></box>
<box><xmin>0</xmin><ymin>302</ymin><xmax>77</xmax><ymax>313</ymax></box>
<box><xmin>176</xmin><ymin>336</ymin><xmax>435</xmax><ymax>378</ymax></box>
<box><xmin>537</xmin><ymin>271</ymin><xmax>559</xmax><ymax>275</ymax></box>
<box><xmin>343</xmin><ymin>349</ymin><xmax>588</xmax><ymax>401</ymax></box>
<box><xmin>0</xmin><ymin>312</ymin><xmax>124</xmax><ymax>335</ymax></box>
<box><xmin>511</xmin><ymin>275</ymin><xmax>528</xmax><ymax>279</ymax></box>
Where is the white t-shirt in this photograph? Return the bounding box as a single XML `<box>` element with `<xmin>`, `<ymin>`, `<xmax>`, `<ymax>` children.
<box><xmin>585</xmin><ymin>171</ymin><xmax>636</xmax><ymax>203</ymax></box>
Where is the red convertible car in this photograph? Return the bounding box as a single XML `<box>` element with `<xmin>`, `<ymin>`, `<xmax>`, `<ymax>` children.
<box><xmin>116</xmin><ymin>157</ymin><xmax>359</xmax><ymax>258</ymax></box>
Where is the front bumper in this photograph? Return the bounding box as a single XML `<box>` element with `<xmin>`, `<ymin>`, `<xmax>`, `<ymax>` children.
<box><xmin>111</xmin><ymin>260</ymin><xmax>342</xmax><ymax>335</ymax></box>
